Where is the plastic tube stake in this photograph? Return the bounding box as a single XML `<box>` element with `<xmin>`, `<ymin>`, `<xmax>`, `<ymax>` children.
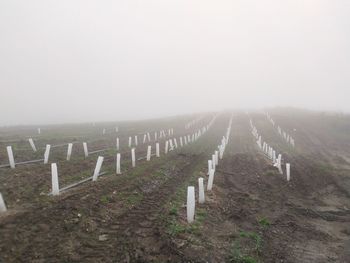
<box><xmin>67</xmin><ymin>143</ymin><xmax>73</xmax><ymax>161</ymax></box>
<box><xmin>187</xmin><ymin>186</ymin><xmax>195</xmax><ymax>223</ymax></box>
<box><xmin>156</xmin><ymin>143</ymin><xmax>160</xmax><ymax>157</ymax></box>
<box><xmin>51</xmin><ymin>163</ymin><xmax>59</xmax><ymax>196</ymax></box>
<box><xmin>131</xmin><ymin>148</ymin><xmax>136</xmax><ymax>168</ymax></box>
<box><xmin>6</xmin><ymin>146</ymin><xmax>15</xmax><ymax>169</ymax></box>
<box><xmin>44</xmin><ymin>145</ymin><xmax>51</xmax><ymax>164</ymax></box>
<box><xmin>198</xmin><ymin>178</ymin><xmax>205</xmax><ymax>204</ymax></box>
<box><xmin>92</xmin><ymin>156</ymin><xmax>104</xmax><ymax>181</ymax></box>
<box><xmin>0</xmin><ymin>193</ymin><xmax>7</xmax><ymax>213</ymax></box>
<box><xmin>83</xmin><ymin>142</ymin><xmax>88</xmax><ymax>158</ymax></box>
<box><xmin>116</xmin><ymin>153</ymin><xmax>121</xmax><ymax>174</ymax></box>
<box><xmin>146</xmin><ymin>145</ymin><xmax>152</xmax><ymax>161</ymax></box>
<box><xmin>29</xmin><ymin>138</ymin><xmax>37</xmax><ymax>152</ymax></box>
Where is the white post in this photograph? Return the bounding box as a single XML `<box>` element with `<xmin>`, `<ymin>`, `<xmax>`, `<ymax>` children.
<box><xmin>207</xmin><ymin>169</ymin><xmax>215</xmax><ymax>191</ymax></box>
<box><xmin>92</xmin><ymin>156</ymin><xmax>104</xmax><ymax>181</ymax></box>
<box><xmin>135</xmin><ymin>135</ymin><xmax>138</xmax><ymax>146</ymax></box>
<box><xmin>116</xmin><ymin>137</ymin><xmax>120</xmax><ymax>151</ymax></box>
<box><xmin>169</xmin><ymin>139</ymin><xmax>174</xmax><ymax>151</ymax></box>
<box><xmin>215</xmin><ymin>151</ymin><xmax>219</xmax><ymax>165</ymax></box>
<box><xmin>29</xmin><ymin>138</ymin><xmax>37</xmax><ymax>152</ymax></box>
<box><xmin>115</xmin><ymin>126</ymin><xmax>119</xmax><ymax>133</ymax></box>
<box><xmin>0</xmin><ymin>193</ymin><xmax>7</xmax><ymax>213</ymax></box>
<box><xmin>66</xmin><ymin>143</ymin><xmax>73</xmax><ymax>161</ymax></box>
<box><xmin>286</xmin><ymin>163</ymin><xmax>290</xmax><ymax>181</ymax></box>
<box><xmin>128</xmin><ymin>137</ymin><xmax>132</xmax><ymax>148</ymax></box>
<box><xmin>208</xmin><ymin>160</ymin><xmax>212</xmax><ymax>175</ymax></box>
<box><xmin>143</xmin><ymin>134</ymin><xmax>147</xmax><ymax>144</ymax></box>
<box><xmin>6</xmin><ymin>146</ymin><xmax>15</xmax><ymax>169</ymax></box>
<box><xmin>146</xmin><ymin>145</ymin><xmax>152</xmax><ymax>161</ymax></box>
<box><xmin>187</xmin><ymin>186</ymin><xmax>195</xmax><ymax>223</ymax></box>
<box><xmin>180</xmin><ymin>137</ymin><xmax>183</xmax><ymax>147</ymax></box>
<box><xmin>44</xmin><ymin>144</ymin><xmax>51</xmax><ymax>164</ymax></box>
<box><xmin>116</xmin><ymin>153</ymin><xmax>121</xmax><ymax>174</ymax></box>
<box><xmin>156</xmin><ymin>143</ymin><xmax>160</xmax><ymax>157</ymax></box>
<box><xmin>165</xmin><ymin>141</ymin><xmax>169</xmax><ymax>154</ymax></box>
<box><xmin>277</xmin><ymin>154</ymin><xmax>283</xmax><ymax>174</ymax></box>
<box><xmin>51</xmin><ymin>163</ymin><xmax>59</xmax><ymax>196</ymax></box>
<box><xmin>102</xmin><ymin>128</ymin><xmax>106</xmax><ymax>135</ymax></box>
<box><xmin>83</xmin><ymin>142</ymin><xmax>88</xmax><ymax>158</ymax></box>
<box><xmin>38</xmin><ymin>128</ymin><xmax>41</xmax><ymax>134</ymax></box>
<box><xmin>219</xmin><ymin>145</ymin><xmax>224</xmax><ymax>160</ymax></box>
<box><xmin>198</xmin><ymin>178</ymin><xmax>205</xmax><ymax>204</ymax></box>
<box><xmin>147</xmin><ymin>132</ymin><xmax>151</xmax><ymax>142</ymax></box>
<box><xmin>131</xmin><ymin>148</ymin><xmax>136</xmax><ymax>168</ymax></box>
<box><xmin>212</xmin><ymin>154</ymin><xmax>216</xmax><ymax>171</ymax></box>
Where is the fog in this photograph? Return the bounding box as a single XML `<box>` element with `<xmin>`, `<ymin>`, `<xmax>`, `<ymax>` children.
<box><xmin>1</xmin><ymin>0</ymin><xmax>349</xmax><ymax>125</ymax></box>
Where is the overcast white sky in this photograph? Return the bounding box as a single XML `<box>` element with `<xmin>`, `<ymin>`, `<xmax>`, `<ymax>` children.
<box><xmin>0</xmin><ymin>0</ymin><xmax>349</xmax><ymax>125</ymax></box>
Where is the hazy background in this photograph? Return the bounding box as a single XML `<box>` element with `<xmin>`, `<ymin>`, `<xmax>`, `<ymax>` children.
<box><xmin>1</xmin><ymin>0</ymin><xmax>349</xmax><ymax>125</ymax></box>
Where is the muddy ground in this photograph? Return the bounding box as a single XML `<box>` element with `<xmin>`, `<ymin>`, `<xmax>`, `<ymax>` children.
<box><xmin>0</xmin><ymin>109</ymin><xmax>349</xmax><ymax>262</ymax></box>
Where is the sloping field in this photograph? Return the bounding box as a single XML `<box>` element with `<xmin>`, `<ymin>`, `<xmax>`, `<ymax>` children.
<box><xmin>0</xmin><ymin>110</ymin><xmax>349</xmax><ymax>262</ymax></box>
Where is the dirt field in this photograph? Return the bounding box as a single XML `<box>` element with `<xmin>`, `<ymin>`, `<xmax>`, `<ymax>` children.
<box><xmin>0</xmin><ymin>109</ymin><xmax>349</xmax><ymax>262</ymax></box>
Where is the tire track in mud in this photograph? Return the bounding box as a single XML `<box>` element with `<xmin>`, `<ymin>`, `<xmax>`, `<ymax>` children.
<box><xmin>108</xmin><ymin>154</ymin><xmax>204</xmax><ymax>262</ymax></box>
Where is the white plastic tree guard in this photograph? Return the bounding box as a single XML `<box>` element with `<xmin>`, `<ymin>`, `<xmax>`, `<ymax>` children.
<box><xmin>212</xmin><ymin>154</ymin><xmax>216</xmax><ymax>171</ymax></box>
<box><xmin>128</xmin><ymin>137</ymin><xmax>132</xmax><ymax>148</ymax></box>
<box><xmin>116</xmin><ymin>137</ymin><xmax>120</xmax><ymax>151</ymax></box>
<box><xmin>92</xmin><ymin>156</ymin><xmax>104</xmax><ymax>181</ymax></box>
<box><xmin>147</xmin><ymin>133</ymin><xmax>151</xmax><ymax>142</ymax></box>
<box><xmin>180</xmin><ymin>137</ymin><xmax>183</xmax><ymax>147</ymax></box>
<box><xmin>187</xmin><ymin>186</ymin><xmax>195</xmax><ymax>223</ymax></box>
<box><xmin>165</xmin><ymin>141</ymin><xmax>169</xmax><ymax>154</ymax></box>
<box><xmin>44</xmin><ymin>145</ymin><xmax>51</xmax><ymax>164</ymax></box>
<box><xmin>156</xmin><ymin>143</ymin><xmax>160</xmax><ymax>157</ymax></box>
<box><xmin>102</xmin><ymin>128</ymin><xmax>106</xmax><ymax>135</ymax></box>
<box><xmin>115</xmin><ymin>126</ymin><xmax>119</xmax><ymax>133</ymax></box>
<box><xmin>286</xmin><ymin>163</ymin><xmax>291</xmax><ymax>181</ymax></box>
<box><xmin>0</xmin><ymin>193</ymin><xmax>7</xmax><ymax>213</ymax></box>
<box><xmin>28</xmin><ymin>138</ymin><xmax>37</xmax><ymax>152</ymax></box>
<box><xmin>38</xmin><ymin>128</ymin><xmax>41</xmax><ymax>134</ymax></box>
<box><xmin>169</xmin><ymin>139</ymin><xmax>174</xmax><ymax>151</ymax></box>
<box><xmin>83</xmin><ymin>142</ymin><xmax>89</xmax><ymax>158</ymax></box>
<box><xmin>215</xmin><ymin>151</ymin><xmax>219</xmax><ymax>165</ymax></box>
<box><xmin>146</xmin><ymin>145</ymin><xmax>152</xmax><ymax>161</ymax></box>
<box><xmin>131</xmin><ymin>148</ymin><xmax>136</xmax><ymax>168</ymax></box>
<box><xmin>198</xmin><ymin>178</ymin><xmax>205</xmax><ymax>204</ymax></box>
<box><xmin>135</xmin><ymin>135</ymin><xmax>138</xmax><ymax>146</ymax></box>
<box><xmin>6</xmin><ymin>146</ymin><xmax>15</xmax><ymax>169</ymax></box>
<box><xmin>116</xmin><ymin>153</ymin><xmax>121</xmax><ymax>174</ymax></box>
<box><xmin>207</xmin><ymin>169</ymin><xmax>215</xmax><ymax>191</ymax></box>
<box><xmin>66</xmin><ymin>143</ymin><xmax>73</xmax><ymax>161</ymax></box>
<box><xmin>208</xmin><ymin>160</ymin><xmax>212</xmax><ymax>175</ymax></box>
<box><xmin>51</xmin><ymin>163</ymin><xmax>60</xmax><ymax>196</ymax></box>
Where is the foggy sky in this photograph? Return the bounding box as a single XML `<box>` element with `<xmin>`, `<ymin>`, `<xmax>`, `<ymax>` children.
<box><xmin>1</xmin><ymin>0</ymin><xmax>350</xmax><ymax>125</ymax></box>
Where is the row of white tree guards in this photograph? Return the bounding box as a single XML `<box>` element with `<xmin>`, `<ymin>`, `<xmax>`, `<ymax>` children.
<box><xmin>185</xmin><ymin>115</ymin><xmax>206</xmax><ymax>130</ymax></box>
<box><xmin>186</xmin><ymin>116</ymin><xmax>233</xmax><ymax>223</ymax></box>
<box><xmin>48</xmin><ymin>115</ymin><xmax>217</xmax><ymax>198</ymax></box>
<box><xmin>1</xmin><ymin>126</ymin><xmax>176</xmax><ymax>169</ymax></box>
<box><xmin>250</xmin><ymin>119</ymin><xmax>291</xmax><ymax>181</ymax></box>
<box><xmin>265</xmin><ymin>112</ymin><xmax>295</xmax><ymax>147</ymax></box>
<box><xmin>0</xmin><ymin>120</ymin><xmax>206</xmax><ymax>212</ymax></box>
